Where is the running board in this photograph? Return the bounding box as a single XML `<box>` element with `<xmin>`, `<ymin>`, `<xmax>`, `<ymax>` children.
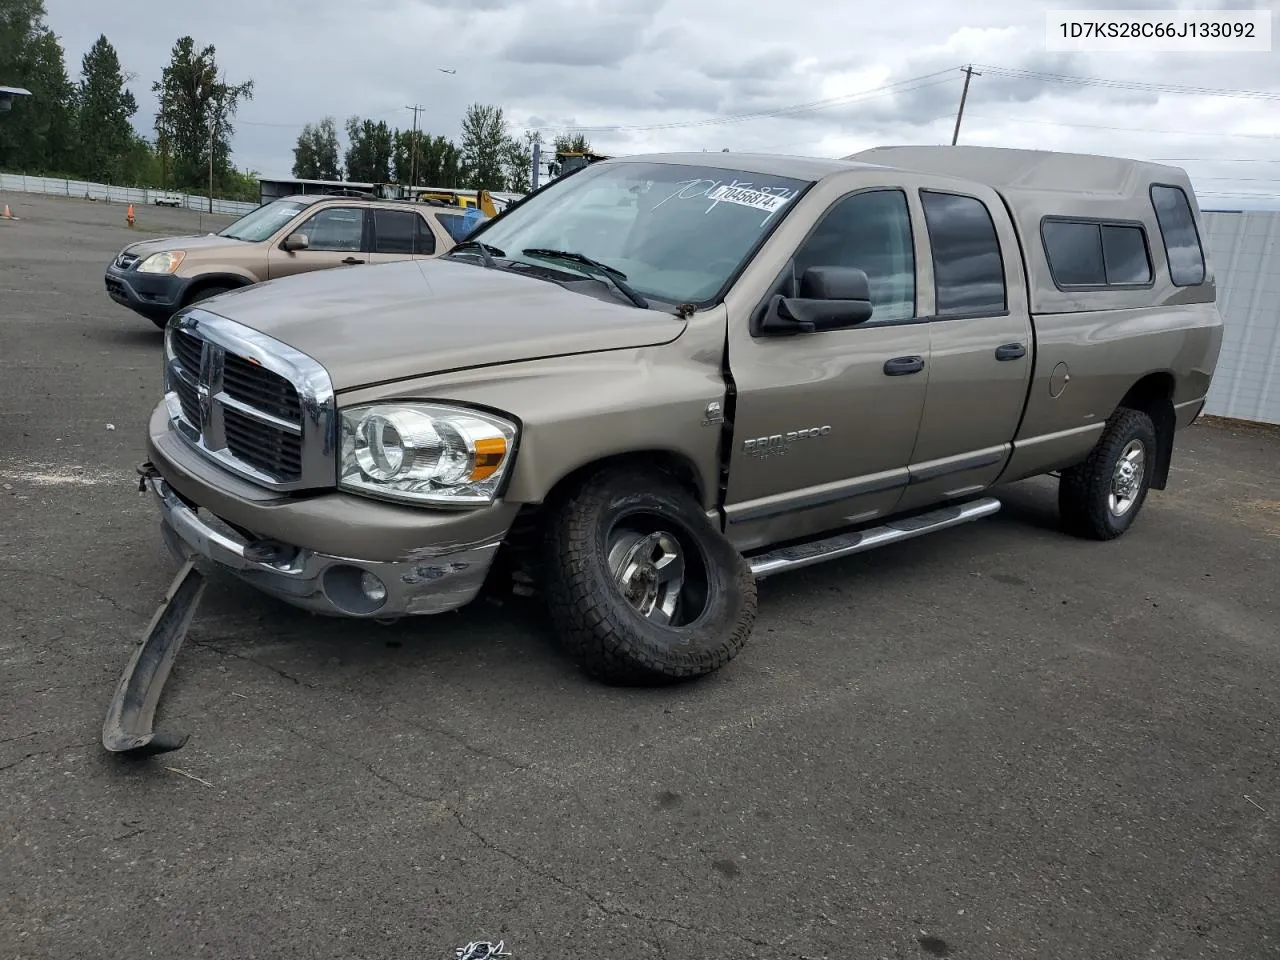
<box><xmin>747</xmin><ymin>497</ymin><xmax>1002</xmax><ymax>578</ymax></box>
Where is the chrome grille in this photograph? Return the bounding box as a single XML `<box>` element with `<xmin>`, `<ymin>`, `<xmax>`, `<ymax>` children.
<box><xmin>163</xmin><ymin>309</ymin><xmax>336</xmax><ymax>491</ymax></box>
<box><xmin>115</xmin><ymin>251</ymin><xmax>140</xmax><ymax>269</ymax></box>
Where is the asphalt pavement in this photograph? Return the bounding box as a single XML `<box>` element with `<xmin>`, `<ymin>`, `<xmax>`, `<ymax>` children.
<box><xmin>2</xmin><ymin>192</ymin><xmax>1278</xmax><ymax>960</ymax></box>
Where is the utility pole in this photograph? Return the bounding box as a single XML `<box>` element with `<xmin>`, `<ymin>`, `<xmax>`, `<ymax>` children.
<box><xmin>208</xmin><ymin>118</ymin><xmax>217</xmax><ymax>213</ymax></box>
<box><xmin>406</xmin><ymin>104</ymin><xmax>424</xmax><ymax>191</ymax></box>
<box><xmin>951</xmin><ymin>64</ymin><xmax>980</xmax><ymax>146</ymax></box>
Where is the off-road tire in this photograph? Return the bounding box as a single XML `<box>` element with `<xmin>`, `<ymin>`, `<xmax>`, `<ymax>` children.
<box><xmin>542</xmin><ymin>467</ymin><xmax>757</xmax><ymax>685</ymax></box>
<box><xmin>1058</xmin><ymin>407</ymin><xmax>1157</xmax><ymax>541</ymax></box>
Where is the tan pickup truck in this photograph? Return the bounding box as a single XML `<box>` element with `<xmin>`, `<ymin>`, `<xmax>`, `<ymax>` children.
<box><xmin>136</xmin><ymin>145</ymin><xmax>1224</xmax><ymax>688</ymax></box>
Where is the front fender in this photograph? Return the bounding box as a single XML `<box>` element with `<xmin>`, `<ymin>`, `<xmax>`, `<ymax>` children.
<box><xmin>334</xmin><ymin>310</ymin><xmax>731</xmax><ymax>511</ymax></box>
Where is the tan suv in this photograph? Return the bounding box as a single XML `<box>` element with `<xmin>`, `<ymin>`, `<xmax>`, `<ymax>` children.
<box><xmin>104</xmin><ymin>194</ymin><xmax>481</xmax><ymax>328</ymax></box>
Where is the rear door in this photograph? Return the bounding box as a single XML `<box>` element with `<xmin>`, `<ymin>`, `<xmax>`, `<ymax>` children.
<box><xmin>366</xmin><ymin>207</ymin><xmax>437</xmax><ymax>264</ymax></box>
<box><xmin>266</xmin><ymin>205</ymin><xmax>370</xmax><ymax>279</ymax></box>
<box><xmin>892</xmin><ymin>184</ymin><xmax>1034</xmax><ymax>513</ymax></box>
<box><xmin>721</xmin><ymin>185</ymin><xmax>932</xmax><ymax>553</ymax></box>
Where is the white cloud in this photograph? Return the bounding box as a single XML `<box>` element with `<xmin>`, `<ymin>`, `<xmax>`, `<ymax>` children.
<box><xmin>43</xmin><ymin>0</ymin><xmax>1280</xmax><ymax>207</ymax></box>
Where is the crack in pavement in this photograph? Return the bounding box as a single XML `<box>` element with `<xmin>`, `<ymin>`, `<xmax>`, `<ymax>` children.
<box><xmin>1</xmin><ymin>738</ymin><xmax>99</xmax><ymax>773</ymax></box>
<box><xmin>395</xmin><ymin>714</ymin><xmax>530</xmax><ymax>773</ymax></box>
<box><xmin>187</xmin><ymin>639</ymin><xmax>532</xmax><ymax>774</ymax></box>
<box><xmin>0</xmin><ymin>566</ymin><xmax>149</xmax><ymax>619</ymax></box>
<box><xmin>191</xmin><ymin>638</ymin><xmax>320</xmax><ymax>688</ymax></box>
<box><xmin>280</xmin><ymin>725</ymin><xmax>770</xmax><ymax>952</ymax></box>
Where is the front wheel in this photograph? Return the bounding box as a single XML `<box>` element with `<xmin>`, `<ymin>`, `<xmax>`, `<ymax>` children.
<box><xmin>1058</xmin><ymin>407</ymin><xmax>1157</xmax><ymax>540</ymax></box>
<box><xmin>541</xmin><ymin>467</ymin><xmax>757</xmax><ymax>685</ymax></box>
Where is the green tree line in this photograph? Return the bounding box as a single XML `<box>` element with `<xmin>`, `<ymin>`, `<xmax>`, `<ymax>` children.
<box><xmin>294</xmin><ymin>112</ymin><xmax>593</xmax><ymax>194</ymax></box>
<box><xmin>0</xmin><ymin>0</ymin><xmax>259</xmax><ymax>201</ymax></box>
<box><xmin>2</xmin><ymin>0</ymin><xmax>597</xmax><ymax>202</ymax></box>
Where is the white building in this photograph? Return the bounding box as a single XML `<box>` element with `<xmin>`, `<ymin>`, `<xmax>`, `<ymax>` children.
<box><xmin>1201</xmin><ymin>211</ymin><xmax>1280</xmax><ymax>426</ymax></box>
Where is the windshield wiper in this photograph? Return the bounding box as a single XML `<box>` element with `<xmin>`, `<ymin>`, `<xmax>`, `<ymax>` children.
<box><xmin>448</xmin><ymin>239</ymin><xmax>504</xmax><ymax>268</ymax></box>
<box><xmin>521</xmin><ymin>248</ymin><xmax>649</xmax><ymax>308</ymax></box>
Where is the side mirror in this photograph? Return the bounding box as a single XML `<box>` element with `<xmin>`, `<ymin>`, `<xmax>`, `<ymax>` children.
<box><xmin>281</xmin><ymin>232</ymin><xmax>309</xmax><ymax>252</ymax></box>
<box><xmin>759</xmin><ymin>265</ymin><xmax>874</xmax><ymax>335</ymax></box>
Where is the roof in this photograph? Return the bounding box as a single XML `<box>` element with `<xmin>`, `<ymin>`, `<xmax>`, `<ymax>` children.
<box><xmin>601</xmin><ymin>151</ymin><xmax>876</xmax><ymax>182</ymax></box>
<box><xmin>844</xmin><ymin>145</ymin><xmax>1192</xmax><ymax>199</ymax></box>
<box><xmin>0</xmin><ymin>86</ymin><xmax>32</xmax><ymax>96</ymax></box>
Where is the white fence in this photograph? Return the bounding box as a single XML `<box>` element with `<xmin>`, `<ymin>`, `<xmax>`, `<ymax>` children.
<box><xmin>1201</xmin><ymin>211</ymin><xmax>1280</xmax><ymax>426</ymax></box>
<box><xmin>0</xmin><ymin>172</ymin><xmax>258</xmax><ymax>217</ymax></box>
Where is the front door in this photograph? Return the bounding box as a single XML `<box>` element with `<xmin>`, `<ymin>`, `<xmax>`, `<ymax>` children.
<box><xmin>722</xmin><ymin>187</ymin><xmax>932</xmax><ymax>553</ymax></box>
<box><xmin>267</xmin><ymin>206</ymin><xmax>370</xmax><ymax>280</ymax></box>
<box><xmin>894</xmin><ymin>186</ymin><xmax>1034</xmax><ymax>513</ymax></box>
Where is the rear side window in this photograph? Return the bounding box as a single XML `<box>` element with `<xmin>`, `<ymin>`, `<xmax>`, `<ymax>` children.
<box><xmin>1042</xmin><ymin>219</ymin><xmax>1151</xmax><ymax>286</ymax></box>
<box><xmin>920</xmin><ymin>190</ymin><xmax>1007</xmax><ymax>316</ymax></box>
<box><xmin>436</xmin><ymin>212</ymin><xmax>474</xmax><ymax>243</ymax></box>
<box><xmin>373</xmin><ymin>210</ymin><xmax>418</xmax><ymax>254</ymax></box>
<box><xmin>1149</xmin><ymin>185</ymin><xmax>1205</xmax><ymax>286</ymax></box>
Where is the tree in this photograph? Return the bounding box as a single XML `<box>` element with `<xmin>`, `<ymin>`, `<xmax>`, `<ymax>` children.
<box><xmin>343</xmin><ymin>115</ymin><xmax>392</xmax><ymax>182</ymax></box>
<box><xmin>152</xmin><ymin>36</ymin><xmax>253</xmax><ymax>192</ymax></box>
<box><xmin>458</xmin><ymin>102</ymin><xmax>510</xmax><ymax>191</ymax></box>
<box><xmin>74</xmin><ymin>34</ymin><xmax>138</xmax><ymax>183</ymax></box>
<box><xmin>292</xmin><ymin>116</ymin><xmax>342</xmax><ymax>180</ymax></box>
<box><xmin>503</xmin><ymin>129</ymin><xmax>539</xmax><ymax>194</ymax></box>
<box><xmin>392</xmin><ymin>129</ymin><xmax>462</xmax><ymax>187</ymax></box>
<box><xmin>0</xmin><ymin>1</ymin><xmax>76</xmax><ymax>173</ymax></box>
<box><xmin>553</xmin><ymin>132</ymin><xmax>592</xmax><ymax>154</ymax></box>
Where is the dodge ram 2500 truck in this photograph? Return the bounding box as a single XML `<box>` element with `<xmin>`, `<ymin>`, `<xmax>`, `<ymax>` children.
<box><xmin>135</xmin><ymin>145</ymin><xmax>1224</xmax><ymax>688</ymax></box>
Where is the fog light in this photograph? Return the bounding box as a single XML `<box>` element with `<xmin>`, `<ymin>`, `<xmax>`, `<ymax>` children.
<box><xmin>361</xmin><ymin>571</ymin><xmax>387</xmax><ymax>602</ymax></box>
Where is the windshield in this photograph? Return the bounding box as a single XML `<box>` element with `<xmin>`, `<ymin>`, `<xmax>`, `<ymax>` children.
<box><xmin>218</xmin><ymin>199</ymin><xmax>308</xmax><ymax>242</ymax></box>
<box><xmin>463</xmin><ymin>161</ymin><xmax>811</xmax><ymax>304</ymax></box>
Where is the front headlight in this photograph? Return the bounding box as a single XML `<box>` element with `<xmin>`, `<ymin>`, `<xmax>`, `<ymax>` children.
<box><xmin>137</xmin><ymin>251</ymin><xmax>185</xmax><ymax>273</ymax></box>
<box><xmin>339</xmin><ymin>402</ymin><xmax>518</xmax><ymax>507</ymax></box>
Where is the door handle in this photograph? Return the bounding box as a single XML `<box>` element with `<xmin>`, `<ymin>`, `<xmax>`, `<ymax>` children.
<box><xmin>883</xmin><ymin>356</ymin><xmax>925</xmax><ymax>376</ymax></box>
<box><xmin>995</xmin><ymin>342</ymin><xmax>1026</xmax><ymax>361</ymax></box>
<box><xmin>342</xmin><ymin>257</ymin><xmax>365</xmax><ymax>265</ymax></box>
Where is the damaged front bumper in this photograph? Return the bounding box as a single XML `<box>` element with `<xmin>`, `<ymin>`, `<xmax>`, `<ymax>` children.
<box><xmin>144</xmin><ymin>467</ymin><xmax>502</xmax><ymax>618</ymax></box>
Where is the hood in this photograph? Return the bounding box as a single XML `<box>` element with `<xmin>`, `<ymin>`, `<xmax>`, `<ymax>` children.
<box><xmin>195</xmin><ymin>257</ymin><xmax>687</xmax><ymax>391</ymax></box>
<box><xmin>123</xmin><ymin>232</ymin><xmax>240</xmax><ymax>259</ymax></box>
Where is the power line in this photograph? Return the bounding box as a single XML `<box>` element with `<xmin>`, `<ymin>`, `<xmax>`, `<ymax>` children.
<box><xmin>546</xmin><ymin>68</ymin><xmax>961</xmax><ymax>134</ymax></box>
<box><xmin>1153</xmin><ymin>157</ymin><xmax>1280</xmax><ymax>163</ymax></box>
<box><xmin>973</xmin><ymin>65</ymin><xmax>1280</xmax><ymax>102</ymax></box>
<box><xmin>962</xmin><ymin>112</ymin><xmax>1280</xmax><ymax>141</ymax></box>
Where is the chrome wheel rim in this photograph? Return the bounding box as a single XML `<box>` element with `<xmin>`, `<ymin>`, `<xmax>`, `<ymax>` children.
<box><xmin>607</xmin><ymin>528</ymin><xmax>685</xmax><ymax>625</ymax></box>
<box><xmin>1109</xmin><ymin>439</ymin><xmax>1146</xmax><ymax>516</ymax></box>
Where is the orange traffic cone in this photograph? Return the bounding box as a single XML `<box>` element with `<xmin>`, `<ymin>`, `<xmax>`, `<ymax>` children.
<box><xmin>126</xmin><ymin>203</ymin><xmax>135</xmax><ymax>228</ymax></box>
<box><xmin>1</xmin><ymin>204</ymin><xmax>11</xmax><ymax>219</ymax></box>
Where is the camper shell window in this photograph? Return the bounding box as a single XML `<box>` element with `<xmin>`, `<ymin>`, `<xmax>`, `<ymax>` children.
<box><xmin>1149</xmin><ymin>184</ymin><xmax>1206</xmax><ymax>286</ymax></box>
<box><xmin>1040</xmin><ymin>217</ymin><xmax>1153</xmax><ymax>289</ymax></box>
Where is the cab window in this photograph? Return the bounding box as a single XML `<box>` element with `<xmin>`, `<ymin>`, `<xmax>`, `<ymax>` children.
<box><xmin>791</xmin><ymin>188</ymin><xmax>916</xmax><ymax>324</ymax></box>
<box><xmin>919</xmin><ymin>190</ymin><xmax>1007</xmax><ymax>316</ymax></box>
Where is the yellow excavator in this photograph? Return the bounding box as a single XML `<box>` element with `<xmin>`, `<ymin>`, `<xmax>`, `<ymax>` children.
<box><xmin>373</xmin><ymin>183</ymin><xmax>499</xmax><ymax>216</ymax></box>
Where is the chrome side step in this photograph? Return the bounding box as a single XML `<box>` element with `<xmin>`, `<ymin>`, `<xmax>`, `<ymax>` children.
<box><xmin>747</xmin><ymin>497</ymin><xmax>1002</xmax><ymax>578</ymax></box>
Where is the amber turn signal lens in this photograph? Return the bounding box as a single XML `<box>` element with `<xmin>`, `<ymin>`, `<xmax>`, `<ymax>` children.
<box><xmin>470</xmin><ymin>436</ymin><xmax>508</xmax><ymax>481</ymax></box>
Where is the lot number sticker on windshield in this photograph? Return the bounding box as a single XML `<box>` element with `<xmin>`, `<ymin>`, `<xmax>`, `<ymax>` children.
<box><xmin>705</xmin><ymin>184</ymin><xmax>791</xmax><ymax>213</ymax></box>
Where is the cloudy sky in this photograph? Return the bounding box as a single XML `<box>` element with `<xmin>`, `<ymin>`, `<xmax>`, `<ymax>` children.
<box><xmin>44</xmin><ymin>0</ymin><xmax>1280</xmax><ymax>208</ymax></box>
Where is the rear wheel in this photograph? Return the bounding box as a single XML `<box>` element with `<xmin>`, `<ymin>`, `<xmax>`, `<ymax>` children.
<box><xmin>542</xmin><ymin>467</ymin><xmax>757</xmax><ymax>685</ymax></box>
<box><xmin>1058</xmin><ymin>407</ymin><xmax>1157</xmax><ymax>540</ymax></box>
